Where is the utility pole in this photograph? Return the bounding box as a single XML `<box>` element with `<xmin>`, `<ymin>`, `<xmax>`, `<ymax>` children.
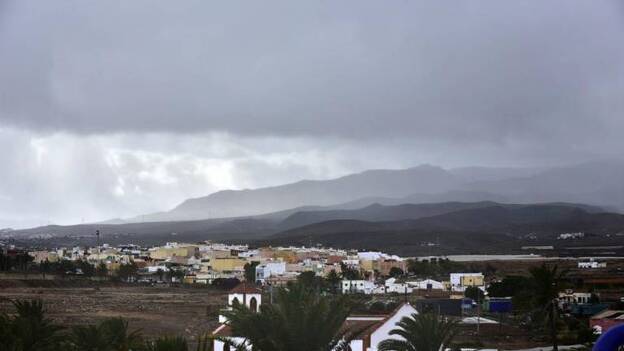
<box><xmin>476</xmin><ymin>291</ymin><xmax>481</xmax><ymax>335</ymax></box>
<box><xmin>550</xmin><ymin>298</ymin><xmax>558</xmax><ymax>351</ymax></box>
<box><xmin>96</xmin><ymin>230</ymin><xmax>101</xmax><ymax>263</ymax></box>
<box><xmin>404</xmin><ymin>285</ymin><xmax>408</xmax><ymax>303</ymax></box>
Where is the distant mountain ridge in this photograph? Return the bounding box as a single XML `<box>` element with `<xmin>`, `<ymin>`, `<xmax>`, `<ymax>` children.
<box><xmin>462</xmin><ymin>160</ymin><xmax>624</xmax><ymax>210</ymax></box>
<box><xmin>119</xmin><ymin>159</ymin><xmax>623</xmax><ymax>223</ymax></box>
<box><xmin>9</xmin><ymin>159</ymin><xmax>624</xmax><ymax>254</ymax></box>
<box><xmin>159</xmin><ymin>165</ymin><xmax>461</xmax><ymax>221</ymax></box>
<box><xmin>7</xmin><ymin>200</ymin><xmax>612</xmax><ymax>241</ymax></box>
<box><xmin>7</xmin><ymin>200</ymin><xmax>624</xmax><ymax>255</ymax></box>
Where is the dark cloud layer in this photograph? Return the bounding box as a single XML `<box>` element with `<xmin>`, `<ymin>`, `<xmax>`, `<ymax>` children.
<box><xmin>1</xmin><ymin>1</ymin><xmax>623</xmax><ymax>144</ymax></box>
<box><xmin>0</xmin><ymin>1</ymin><xmax>623</xmax><ymax>227</ymax></box>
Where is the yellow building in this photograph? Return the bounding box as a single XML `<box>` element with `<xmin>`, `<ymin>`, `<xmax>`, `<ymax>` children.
<box><xmin>29</xmin><ymin>251</ymin><xmax>59</xmax><ymax>263</ymax></box>
<box><xmin>258</xmin><ymin>248</ymin><xmax>297</xmax><ymax>263</ymax></box>
<box><xmin>360</xmin><ymin>259</ymin><xmax>375</xmax><ymax>272</ymax></box>
<box><xmin>107</xmin><ymin>261</ymin><xmax>122</xmax><ymax>272</ymax></box>
<box><xmin>210</xmin><ymin>257</ymin><xmax>246</xmax><ymax>272</ymax></box>
<box><xmin>374</xmin><ymin>259</ymin><xmax>407</xmax><ymax>276</ymax></box>
<box><xmin>149</xmin><ymin>246</ymin><xmax>198</xmax><ymax>260</ymax></box>
<box><xmin>203</xmin><ymin>250</ymin><xmax>233</xmax><ymax>259</ymax></box>
<box><xmin>460</xmin><ymin>274</ymin><xmax>484</xmax><ymax>287</ymax></box>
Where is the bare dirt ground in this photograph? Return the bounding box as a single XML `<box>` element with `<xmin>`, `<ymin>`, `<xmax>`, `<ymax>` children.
<box><xmin>0</xmin><ymin>280</ymin><xmax>227</xmax><ymax>340</ymax></box>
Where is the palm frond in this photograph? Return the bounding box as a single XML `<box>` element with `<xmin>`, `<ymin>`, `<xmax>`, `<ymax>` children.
<box><xmin>380</xmin><ymin>313</ymin><xmax>458</xmax><ymax>351</ymax></box>
<box><xmin>221</xmin><ymin>282</ymin><xmax>352</xmax><ymax>351</ymax></box>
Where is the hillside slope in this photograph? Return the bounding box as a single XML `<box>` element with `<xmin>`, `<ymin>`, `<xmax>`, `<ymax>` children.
<box><xmin>278</xmin><ymin>201</ymin><xmax>605</xmax><ymax>230</ymax></box>
<box><xmin>273</xmin><ymin>204</ymin><xmax>624</xmax><ymax>239</ymax></box>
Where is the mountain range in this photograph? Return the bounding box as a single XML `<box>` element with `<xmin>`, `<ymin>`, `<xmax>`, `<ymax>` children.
<box><xmin>117</xmin><ymin>159</ymin><xmax>624</xmax><ymax>223</ymax></box>
<box><xmin>8</xmin><ymin>200</ymin><xmax>624</xmax><ymax>255</ymax></box>
<box><xmin>5</xmin><ymin>159</ymin><xmax>624</xmax><ymax>254</ymax></box>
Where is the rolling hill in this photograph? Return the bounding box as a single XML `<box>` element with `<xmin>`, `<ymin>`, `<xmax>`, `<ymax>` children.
<box><xmin>265</xmin><ymin>203</ymin><xmax>624</xmax><ymax>255</ymax></box>
<box><xmin>277</xmin><ymin>201</ymin><xmax>604</xmax><ymax>230</ymax></box>
<box><xmin>272</xmin><ymin>203</ymin><xmax>624</xmax><ymax>239</ymax></box>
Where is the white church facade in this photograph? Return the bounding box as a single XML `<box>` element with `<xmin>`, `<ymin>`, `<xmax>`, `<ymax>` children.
<box><xmin>212</xmin><ymin>283</ymin><xmax>419</xmax><ymax>351</ymax></box>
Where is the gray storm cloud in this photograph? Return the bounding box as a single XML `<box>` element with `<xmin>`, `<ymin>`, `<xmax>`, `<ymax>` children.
<box><xmin>0</xmin><ymin>0</ymin><xmax>623</xmax><ymax>227</ymax></box>
<box><xmin>1</xmin><ymin>1</ymin><xmax>623</xmax><ymax>142</ymax></box>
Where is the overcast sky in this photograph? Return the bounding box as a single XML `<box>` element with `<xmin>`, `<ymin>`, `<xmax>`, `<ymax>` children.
<box><xmin>1</xmin><ymin>1</ymin><xmax>623</xmax><ymax>228</ymax></box>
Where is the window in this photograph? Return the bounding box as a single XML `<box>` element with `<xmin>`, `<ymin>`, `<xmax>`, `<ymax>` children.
<box><xmin>249</xmin><ymin>296</ymin><xmax>258</xmax><ymax>312</ymax></box>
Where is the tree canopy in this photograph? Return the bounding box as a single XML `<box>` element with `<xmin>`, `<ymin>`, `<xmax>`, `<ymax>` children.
<box><xmin>377</xmin><ymin>313</ymin><xmax>458</xmax><ymax>351</ymax></box>
<box><xmin>222</xmin><ymin>283</ymin><xmax>353</xmax><ymax>351</ymax></box>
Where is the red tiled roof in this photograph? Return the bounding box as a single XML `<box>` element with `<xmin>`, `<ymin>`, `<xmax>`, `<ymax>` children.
<box><xmin>230</xmin><ymin>282</ymin><xmax>262</xmax><ymax>294</ymax></box>
<box><xmin>342</xmin><ymin>302</ymin><xmax>415</xmax><ymax>349</ymax></box>
<box><xmin>591</xmin><ymin>310</ymin><xmax>624</xmax><ymax>320</ymax></box>
<box><xmin>341</xmin><ymin>319</ymin><xmax>384</xmax><ymax>339</ymax></box>
<box><xmin>212</xmin><ymin>324</ymin><xmax>233</xmax><ymax>337</ymax></box>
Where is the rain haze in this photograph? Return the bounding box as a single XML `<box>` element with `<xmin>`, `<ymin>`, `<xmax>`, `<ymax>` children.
<box><xmin>1</xmin><ymin>0</ymin><xmax>624</xmax><ymax>228</ymax></box>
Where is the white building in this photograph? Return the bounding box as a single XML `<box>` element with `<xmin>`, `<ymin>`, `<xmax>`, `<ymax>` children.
<box><xmin>238</xmin><ymin>249</ymin><xmax>258</xmax><ymax>258</ymax></box>
<box><xmin>578</xmin><ymin>258</ymin><xmax>607</xmax><ymax>269</ymax></box>
<box><xmin>558</xmin><ymin>232</ymin><xmax>585</xmax><ymax>240</ymax></box>
<box><xmin>143</xmin><ymin>265</ymin><xmax>170</xmax><ymax>273</ymax></box>
<box><xmin>357</xmin><ymin>251</ymin><xmax>402</xmax><ymax>262</ymax></box>
<box><xmin>213</xmin><ymin>287</ymin><xmax>420</xmax><ymax>351</ymax></box>
<box><xmin>559</xmin><ymin>290</ymin><xmax>594</xmax><ymax>306</ymax></box>
<box><xmin>341</xmin><ymin>259</ymin><xmax>360</xmax><ymax>268</ymax></box>
<box><xmin>217</xmin><ymin>283</ymin><xmax>263</xmax><ymax>324</ymax></box>
<box><xmin>381</xmin><ymin>278</ymin><xmax>413</xmax><ymax>294</ymax></box>
<box><xmin>345</xmin><ymin>303</ymin><xmax>419</xmax><ymax>351</ymax></box>
<box><xmin>342</xmin><ymin>280</ymin><xmax>376</xmax><ymax>295</ymax></box>
<box><xmin>255</xmin><ymin>261</ymin><xmax>287</xmax><ymax>284</ymax></box>
<box><xmin>408</xmin><ymin>279</ymin><xmax>445</xmax><ymax>291</ymax></box>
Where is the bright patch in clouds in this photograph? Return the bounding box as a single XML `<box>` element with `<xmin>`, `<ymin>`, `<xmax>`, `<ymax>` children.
<box><xmin>0</xmin><ymin>128</ymin><xmax>404</xmax><ymax>228</ymax></box>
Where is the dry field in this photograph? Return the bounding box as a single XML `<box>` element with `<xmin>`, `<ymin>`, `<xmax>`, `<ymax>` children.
<box><xmin>0</xmin><ymin>280</ymin><xmax>227</xmax><ymax>340</ymax></box>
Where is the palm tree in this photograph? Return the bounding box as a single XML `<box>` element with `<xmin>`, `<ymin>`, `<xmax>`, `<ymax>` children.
<box><xmin>221</xmin><ymin>282</ymin><xmax>353</xmax><ymax>351</ymax></box>
<box><xmin>96</xmin><ymin>262</ymin><xmax>109</xmax><ymax>278</ymax></box>
<box><xmin>156</xmin><ymin>268</ymin><xmax>165</xmax><ymax>282</ymax></box>
<box><xmin>325</xmin><ymin>270</ymin><xmax>341</xmax><ymax>294</ymax></box>
<box><xmin>195</xmin><ymin>334</ymin><xmax>216</xmax><ymax>351</ymax></box>
<box><xmin>68</xmin><ymin>317</ymin><xmax>142</xmax><ymax>351</ymax></box>
<box><xmin>99</xmin><ymin>317</ymin><xmax>143</xmax><ymax>351</ymax></box>
<box><xmin>528</xmin><ymin>263</ymin><xmax>567</xmax><ymax>351</ymax></box>
<box><xmin>69</xmin><ymin>324</ymin><xmax>110</xmax><ymax>351</ymax></box>
<box><xmin>0</xmin><ymin>310</ymin><xmax>19</xmax><ymax>351</ymax></box>
<box><xmin>144</xmin><ymin>336</ymin><xmax>189</xmax><ymax>351</ymax></box>
<box><xmin>143</xmin><ymin>334</ymin><xmax>216</xmax><ymax>351</ymax></box>
<box><xmin>9</xmin><ymin>299</ymin><xmax>64</xmax><ymax>351</ymax></box>
<box><xmin>377</xmin><ymin>313</ymin><xmax>458</xmax><ymax>351</ymax></box>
